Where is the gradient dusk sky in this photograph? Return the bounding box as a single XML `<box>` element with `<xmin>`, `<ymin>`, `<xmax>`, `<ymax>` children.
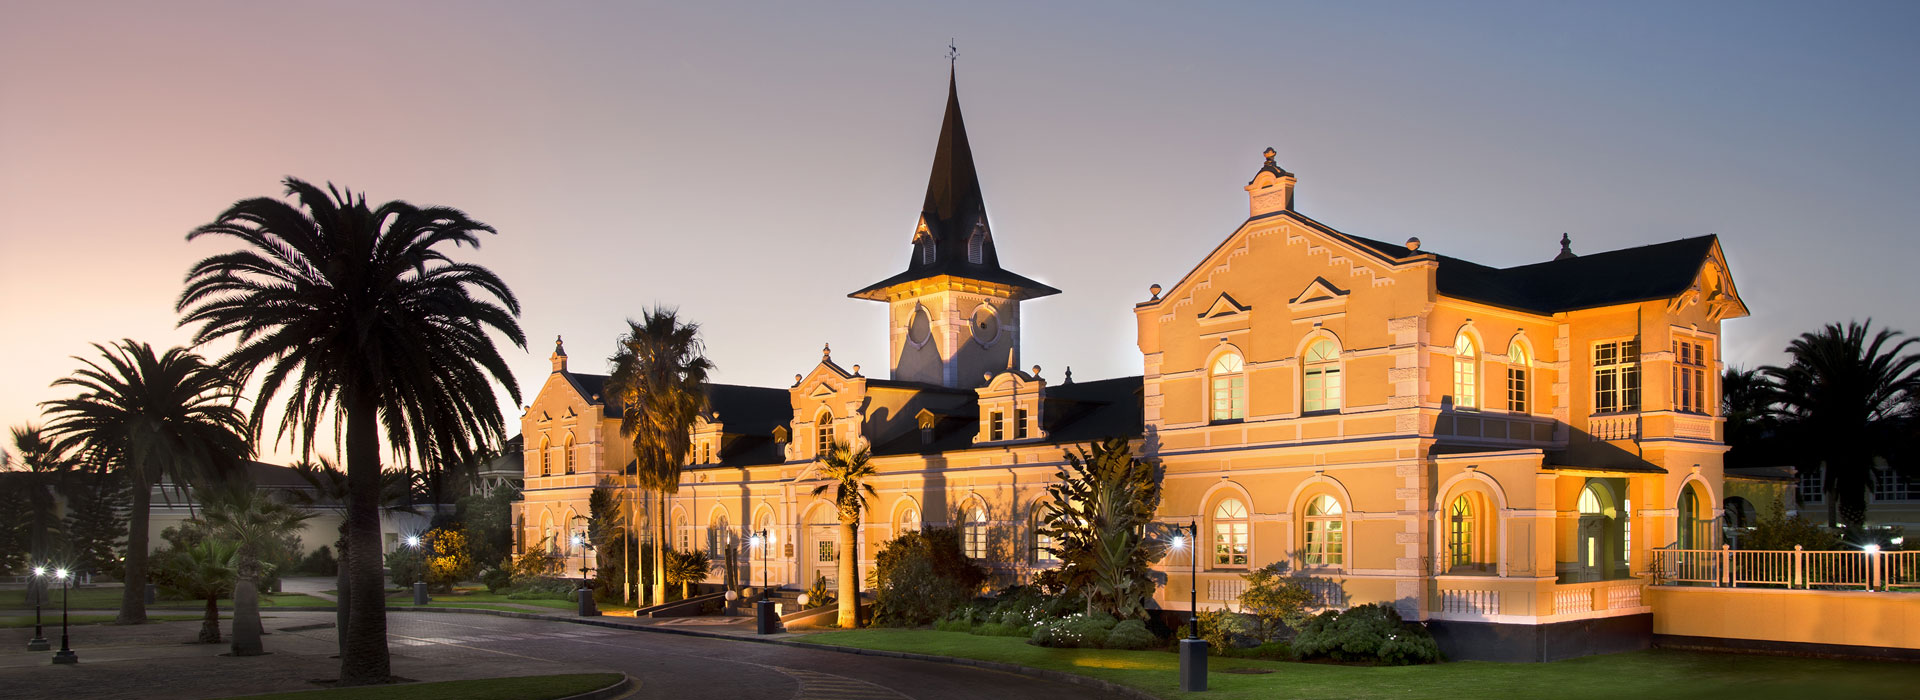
<box><xmin>3</xmin><ymin>1</ymin><xmax>1917</xmax><ymax>465</ymax></box>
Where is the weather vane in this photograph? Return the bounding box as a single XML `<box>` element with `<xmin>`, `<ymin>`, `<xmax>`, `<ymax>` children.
<box><xmin>948</xmin><ymin>39</ymin><xmax>958</xmax><ymax>67</ymax></box>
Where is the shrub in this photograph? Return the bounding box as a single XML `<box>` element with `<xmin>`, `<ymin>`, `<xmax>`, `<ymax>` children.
<box><xmin>1103</xmin><ymin>619</ymin><xmax>1159</xmax><ymax>650</ymax></box>
<box><xmin>1029</xmin><ymin>612</ymin><xmax>1118</xmax><ymax>648</ymax></box>
<box><xmin>870</xmin><ymin>528</ymin><xmax>989</xmax><ymax>627</ymax></box>
<box><xmin>1239</xmin><ymin>563</ymin><xmax>1315</xmax><ymax>641</ymax></box>
<box><xmin>1292</xmin><ymin>603</ymin><xmax>1440</xmax><ymax>665</ymax></box>
<box><xmin>387</xmin><ymin>546</ymin><xmax>425</xmax><ymax>588</ymax></box>
<box><xmin>423</xmin><ymin>528</ymin><xmax>476</xmax><ymax>592</ymax></box>
<box><xmin>509</xmin><ymin>547</ymin><xmax>563</xmax><ymax>588</ymax></box>
<box><xmin>933</xmin><ymin>617</ymin><xmax>974</xmax><ymax>633</ymax></box>
<box><xmin>299</xmin><ymin>545</ymin><xmax>338</xmax><ymax>576</ymax></box>
<box><xmin>1196</xmin><ymin>608</ymin><xmax>1257</xmax><ymax>652</ymax></box>
<box><xmin>1218</xmin><ymin>641</ymin><xmax>1293</xmax><ymax>660</ymax></box>
<box><xmin>803</xmin><ymin>572</ymin><xmax>835</xmax><ymax>609</ymax></box>
<box><xmin>480</xmin><ymin>566</ymin><xmax>512</xmax><ymax>593</ymax></box>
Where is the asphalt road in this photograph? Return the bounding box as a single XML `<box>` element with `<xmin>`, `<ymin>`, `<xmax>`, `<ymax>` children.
<box><xmin>381</xmin><ymin>612</ymin><xmax>1104</xmax><ymax>700</ymax></box>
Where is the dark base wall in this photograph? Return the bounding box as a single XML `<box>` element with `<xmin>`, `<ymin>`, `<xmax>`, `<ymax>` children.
<box><xmin>1653</xmin><ymin>634</ymin><xmax>1920</xmax><ymax>662</ymax></box>
<box><xmin>1428</xmin><ymin>613</ymin><xmax>1652</xmax><ymax>662</ymax></box>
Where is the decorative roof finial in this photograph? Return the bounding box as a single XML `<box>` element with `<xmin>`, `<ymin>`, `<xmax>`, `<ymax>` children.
<box><xmin>948</xmin><ymin>39</ymin><xmax>958</xmax><ymax>68</ymax></box>
<box><xmin>554</xmin><ymin>335</ymin><xmax>566</xmax><ymax>356</ymax></box>
<box><xmin>1555</xmin><ymin>233</ymin><xmax>1576</xmax><ymax>261</ymax></box>
<box><xmin>1063</xmin><ymin>366</ymin><xmax>1074</xmax><ymax>384</ymax></box>
<box><xmin>822</xmin><ymin>342</ymin><xmax>832</xmax><ymax>360</ymax></box>
<box><xmin>1263</xmin><ymin>147</ymin><xmax>1277</xmax><ymax>166</ymax></box>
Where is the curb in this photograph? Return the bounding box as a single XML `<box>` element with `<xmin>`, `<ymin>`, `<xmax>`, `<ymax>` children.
<box><xmin>555</xmin><ymin>673</ymin><xmax>634</xmax><ymax>700</ymax></box>
<box><xmin>322</xmin><ymin>605</ymin><xmax>1161</xmax><ymax>700</ymax></box>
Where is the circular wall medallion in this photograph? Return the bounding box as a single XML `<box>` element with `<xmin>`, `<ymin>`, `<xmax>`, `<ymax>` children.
<box><xmin>906</xmin><ymin>304</ymin><xmax>933</xmax><ymax>347</ymax></box>
<box><xmin>970</xmin><ymin>304</ymin><xmax>1000</xmax><ymax>346</ymax></box>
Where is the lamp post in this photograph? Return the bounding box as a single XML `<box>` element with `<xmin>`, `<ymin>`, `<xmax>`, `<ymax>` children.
<box><xmin>1172</xmin><ymin>521</ymin><xmax>1205</xmax><ymax>691</ymax></box>
<box><xmin>26</xmin><ymin>566</ymin><xmax>49</xmax><ymax>651</ymax></box>
<box><xmin>406</xmin><ymin>535</ymin><xmax>429</xmax><ymax>606</ymax></box>
<box><xmin>752</xmin><ymin>529</ymin><xmax>777</xmax><ymax>634</ymax></box>
<box><xmin>51</xmin><ymin>567</ymin><xmax>77</xmax><ymax>664</ymax></box>
<box><xmin>572</xmin><ymin>516</ymin><xmax>599</xmax><ymax>617</ymax></box>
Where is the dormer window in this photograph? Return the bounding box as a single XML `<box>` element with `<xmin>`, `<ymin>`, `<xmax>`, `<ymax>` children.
<box><xmin>1014</xmin><ymin>407</ymin><xmax>1029</xmax><ymax>439</ymax></box>
<box><xmin>920</xmin><ymin>237</ymin><xmax>936</xmax><ymax>265</ymax></box>
<box><xmin>967</xmin><ymin>225</ymin><xmax>986</xmax><ymax>264</ymax></box>
<box><xmin>989</xmin><ymin>410</ymin><xmax>1005</xmax><ymax>441</ymax></box>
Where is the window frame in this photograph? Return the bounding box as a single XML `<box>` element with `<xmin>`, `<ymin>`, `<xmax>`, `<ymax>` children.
<box><xmin>1673</xmin><ymin>338</ymin><xmax>1709</xmax><ymax>414</ymax></box>
<box><xmin>1507</xmin><ymin>341</ymin><xmax>1530</xmax><ymax>414</ymax></box>
<box><xmin>1592</xmin><ymin>338</ymin><xmax>1642</xmax><ymax>414</ymax></box>
<box><xmin>1447</xmin><ymin>496</ymin><xmax>1475</xmax><ymax>570</ymax></box>
<box><xmin>1210</xmin><ymin>351</ymin><xmax>1248</xmax><ymax>423</ymax></box>
<box><xmin>1211</xmin><ymin>497</ymin><xmax>1250</xmax><ymax>568</ymax></box>
<box><xmin>1453</xmin><ymin>333</ymin><xmax>1480</xmax><ymax>410</ymax></box>
<box><xmin>1301</xmin><ymin>494</ymin><xmax>1346</xmax><ymax>568</ymax></box>
<box><xmin>815</xmin><ymin>409</ymin><xmax>836</xmax><ymax>456</ymax></box>
<box><xmin>962</xmin><ymin>505</ymin><xmax>989</xmax><ymax>560</ymax></box>
<box><xmin>1302</xmin><ymin>339</ymin><xmax>1342</xmax><ymax>414</ymax></box>
<box><xmin>539</xmin><ymin>436</ymin><xmax>551</xmax><ymax>476</ymax></box>
<box><xmin>563</xmin><ymin>433</ymin><xmax>576</xmax><ymax>474</ymax></box>
<box><xmin>1014</xmin><ymin>407</ymin><xmax>1030</xmax><ymax>439</ymax></box>
<box><xmin>989</xmin><ymin>409</ymin><xmax>1005</xmax><ymax>441</ymax></box>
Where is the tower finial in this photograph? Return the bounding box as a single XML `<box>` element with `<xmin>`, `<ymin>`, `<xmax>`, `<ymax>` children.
<box><xmin>550</xmin><ymin>335</ymin><xmax>568</xmax><ymax>373</ymax></box>
<box><xmin>948</xmin><ymin>39</ymin><xmax>958</xmax><ymax>67</ymax></box>
<box><xmin>822</xmin><ymin>342</ymin><xmax>832</xmax><ymax>361</ymax></box>
<box><xmin>1555</xmin><ymin>233</ymin><xmax>1576</xmax><ymax>261</ymax></box>
<box><xmin>1263</xmin><ymin>147</ymin><xmax>1277</xmax><ymax>166</ymax></box>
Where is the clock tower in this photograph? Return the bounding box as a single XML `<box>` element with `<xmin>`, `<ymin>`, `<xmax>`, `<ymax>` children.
<box><xmin>850</xmin><ymin>68</ymin><xmax>1059</xmax><ymax>389</ymax></box>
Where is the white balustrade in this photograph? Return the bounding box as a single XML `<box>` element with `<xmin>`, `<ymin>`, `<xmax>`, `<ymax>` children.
<box><xmin>1653</xmin><ymin>546</ymin><xmax>1912</xmax><ymax>590</ymax></box>
<box><xmin>1207</xmin><ymin>578</ymin><xmax>1248</xmax><ymax>603</ymax></box>
<box><xmin>1439</xmin><ymin>589</ymin><xmax>1500</xmax><ymax>615</ymax></box>
<box><xmin>1589</xmin><ymin>414</ymin><xmax>1640</xmax><ymax>441</ymax></box>
<box><xmin>1552</xmin><ymin>588</ymin><xmax>1593</xmax><ymax>615</ymax></box>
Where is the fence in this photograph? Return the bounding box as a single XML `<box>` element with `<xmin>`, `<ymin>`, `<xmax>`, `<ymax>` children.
<box><xmin>1651</xmin><ymin>546</ymin><xmax>1920</xmax><ymax>591</ymax></box>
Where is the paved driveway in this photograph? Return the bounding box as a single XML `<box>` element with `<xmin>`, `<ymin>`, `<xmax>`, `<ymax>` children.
<box><xmin>2</xmin><ymin>610</ymin><xmax>1104</xmax><ymax>700</ymax></box>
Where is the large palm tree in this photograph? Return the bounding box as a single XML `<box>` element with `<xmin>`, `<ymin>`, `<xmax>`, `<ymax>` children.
<box><xmin>606</xmin><ymin>308</ymin><xmax>712</xmax><ymax>607</ymax></box>
<box><xmin>812</xmin><ymin>440</ymin><xmax>876</xmax><ymax>629</ymax></box>
<box><xmin>202</xmin><ymin>485</ymin><xmax>314</xmax><ymax>656</ymax></box>
<box><xmin>1721</xmin><ymin>367</ymin><xmax>1780</xmax><ymax>471</ymax></box>
<box><xmin>288</xmin><ymin>458</ymin><xmax>414</xmax><ymax>660</ymax></box>
<box><xmin>177</xmin><ymin>178</ymin><xmax>524</xmax><ymax>684</ymax></box>
<box><xmin>40</xmin><ymin>341</ymin><xmax>250</xmax><ymax>625</ymax></box>
<box><xmin>1761</xmin><ymin>321</ymin><xmax>1920</xmax><ymax>537</ymax></box>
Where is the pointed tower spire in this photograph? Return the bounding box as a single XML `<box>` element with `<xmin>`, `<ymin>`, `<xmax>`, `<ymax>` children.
<box><xmin>550</xmin><ymin>335</ymin><xmax>568</xmax><ymax>373</ymax></box>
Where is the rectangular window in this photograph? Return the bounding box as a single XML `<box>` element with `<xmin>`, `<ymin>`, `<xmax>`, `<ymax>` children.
<box><xmin>817</xmin><ymin>540</ymin><xmax>836</xmax><ymax>562</ymax></box>
<box><xmin>1873</xmin><ymin>469</ymin><xmax>1920</xmax><ymax>501</ymax></box>
<box><xmin>1797</xmin><ymin>466</ymin><xmax>1825</xmax><ymax>504</ymax></box>
<box><xmin>1212</xmin><ymin>375</ymin><xmax>1247</xmax><ymax>422</ymax></box>
<box><xmin>1304</xmin><ymin>519</ymin><xmax>1344</xmax><ymax>566</ymax></box>
<box><xmin>1304</xmin><ymin>367</ymin><xmax>1342</xmax><ymax>412</ymax></box>
<box><xmin>1453</xmin><ymin>357</ymin><xmax>1478</xmax><ymax>409</ymax></box>
<box><xmin>1507</xmin><ymin>367</ymin><xmax>1528</xmax><ymax>413</ymax></box>
<box><xmin>964</xmin><ymin>524</ymin><xmax>987</xmax><ymax>559</ymax></box>
<box><xmin>989</xmin><ymin>410</ymin><xmax>1004</xmax><ymax>441</ymax></box>
<box><xmin>1213</xmin><ymin>522</ymin><xmax>1249</xmax><ymax>567</ymax></box>
<box><xmin>1593</xmin><ymin>339</ymin><xmax>1641</xmax><ymax>413</ymax></box>
<box><xmin>1673</xmin><ymin>339</ymin><xmax>1709</xmax><ymax>414</ymax></box>
<box><xmin>1014</xmin><ymin>407</ymin><xmax>1029</xmax><ymax>439</ymax></box>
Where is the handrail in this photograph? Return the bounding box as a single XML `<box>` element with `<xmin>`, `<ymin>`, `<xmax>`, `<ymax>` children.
<box><xmin>1651</xmin><ymin>546</ymin><xmax>1916</xmax><ymax>591</ymax></box>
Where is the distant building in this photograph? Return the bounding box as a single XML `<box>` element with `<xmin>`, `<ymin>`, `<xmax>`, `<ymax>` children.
<box><xmin>150</xmin><ymin>461</ymin><xmax>432</xmax><ymax>557</ymax></box>
<box><xmin>513</xmin><ymin>68</ymin><xmax>1750</xmax><ymax>661</ymax></box>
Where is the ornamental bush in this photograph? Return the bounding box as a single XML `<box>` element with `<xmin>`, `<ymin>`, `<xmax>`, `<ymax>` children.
<box><xmin>1196</xmin><ymin>608</ymin><xmax>1257</xmax><ymax>652</ymax></box>
<box><xmin>870</xmin><ymin>528</ymin><xmax>988</xmax><ymax>626</ymax></box>
<box><xmin>1103</xmin><ymin>619</ymin><xmax>1159</xmax><ymax>650</ymax></box>
<box><xmin>1029</xmin><ymin>611</ymin><xmax>1118</xmax><ymax>648</ymax></box>
<box><xmin>1291</xmin><ymin>603</ymin><xmax>1441</xmax><ymax>665</ymax></box>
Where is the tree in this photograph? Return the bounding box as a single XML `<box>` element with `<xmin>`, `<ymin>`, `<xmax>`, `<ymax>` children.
<box><xmin>1760</xmin><ymin>321</ymin><xmax>1920</xmax><ymax>536</ymax></box>
<box><xmin>149</xmin><ymin>538</ymin><xmax>239</xmax><ymax>644</ymax></box>
<box><xmin>1238</xmin><ymin>563</ymin><xmax>1315</xmax><ymax>641</ymax></box>
<box><xmin>422</xmin><ymin>527</ymin><xmax>475</xmax><ymax>591</ymax></box>
<box><xmin>664</xmin><ymin>549</ymin><xmax>713</xmax><ymax>600</ymax></box>
<box><xmin>869</xmin><ymin>527</ymin><xmax>986</xmax><ymax>626</ymax></box>
<box><xmin>40</xmin><ymin>341</ymin><xmax>250</xmax><ymax>625</ymax></box>
<box><xmin>1038</xmin><ymin>438</ymin><xmax>1167</xmax><ymax>619</ymax></box>
<box><xmin>178</xmin><ymin>179</ymin><xmax>525</xmax><ymax>684</ymax></box>
<box><xmin>64</xmin><ymin>470</ymin><xmax>130</xmax><ymax>579</ymax></box>
<box><xmin>606</xmin><ymin>308</ymin><xmax>712</xmax><ymax>607</ymax></box>
<box><xmin>288</xmin><ymin>457</ymin><xmax>415</xmax><ymax>660</ymax></box>
<box><xmin>202</xmin><ymin>485</ymin><xmax>314</xmax><ymax>656</ymax></box>
<box><xmin>456</xmin><ymin>483</ymin><xmax>518</xmax><ymax>572</ymax></box>
<box><xmin>1722</xmin><ymin>366</ymin><xmax>1781</xmax><ymax>471</ymax></box>
<box><xmin>6</xmin><ymin>425</ymin><xmax>77</xmax><ymax>566</ymax></box>
<box><xmin>812</xmin><ymin>440</ymin><xmax>877</xmax><ymax>628</ymax></box>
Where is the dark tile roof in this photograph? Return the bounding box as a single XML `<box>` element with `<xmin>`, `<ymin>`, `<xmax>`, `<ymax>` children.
<box><xmin>1342</xmin><ymin>232</ymin><xmax>1720</xmax><ymax>315</ymax></box>
<box><xmin>560</xmin><ymin>371</ymin><xmax>618</xmax><ymax>412</ymax></box>
<box><xmin>706</xmin><ymin>383</ymin><xmax>793</xmax><ymax>438</ymax></box>
<box><xmin>866</xmin><ymin>375</ymin><xmax>1144</xmax><ymax>458</ymax></box>
<box><xmin>849</xmin><ymin>69</ymin><xmax>1059</xmax><ymax>301</ymax></box>
<box><xmin>1726</xmin><ymin>466</ymin><xmax>1795</xmax><ymax>482</ymax></box>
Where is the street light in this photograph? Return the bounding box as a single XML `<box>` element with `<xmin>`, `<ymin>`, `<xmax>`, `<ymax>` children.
<box><xmin>571</xmin><ymin>517</ymin><xmax>598</xmax><ymax>617</ymax></box>
<box><xmin>26</xmin><ymin>566</ymin><xmax>49</xmax><ymax>651</ymax></box>
<box><xmin>751</xmin><ymin>529</ymin><xmax>777</xmax><ymax>634</ymax></box>
<box><xmin>1170</xmin><ymin>521</ymin><xmax>1205</xmax><ymax>692</ymax></box>
<box><xmin>406</xmin><ymin>534</ymin><xmax>429</xmax><ymax>605</ymax></box>
<box><xmin>51</xmin><ymin>568</ymin><xmax>76</xmax><ymax>664</ymax></box>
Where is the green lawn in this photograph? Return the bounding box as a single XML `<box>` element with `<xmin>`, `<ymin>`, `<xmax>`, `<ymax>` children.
<box><xmin>0</xmin><ymin>587</ymin><xmax>329</xmax><ymax>611</ymax></box>
<box><xmin>799</xmin><ymin>629</ymin><xmax>1915</xmax><ymax>700</ymax></box>
<box><xmin>211</xmin><ymin>673</ymin><xmax>623</xmax><ymax>700</ymax></box>
<box><xmin>382</xmin><ymin>589</ymin><xmax>635</xmax><ymax>613</ymax></box>
<box><xmin>0</xmin><ymin>613</ymin><xmax>210</xmax><ymax>628</ymax></box>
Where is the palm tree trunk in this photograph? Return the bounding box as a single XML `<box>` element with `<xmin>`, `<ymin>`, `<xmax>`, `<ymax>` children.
<box><xmin>231</xmin><ymin>570</ymin><xmax>263</xmax><ymax>655</ymax></box>
<box><xmin>200</xmin><ymin>595</ymin><xmax>222</xmax><ymax>644</ymax></box>
<box><xmin>118</xmin><ymin>472</ymin><xmax>151</xmax><ymax>625</ymax></box>
<box><xmin>340</xmin><ymin>400</ymin><xmax>390</xmax><ymax>685</ymax></box>
<box><xmin>837</xmin><ymin>518</ymin><xmax>857</xmax><ymax>629</ymax></box>
<box><xmin>652</xmin><ymin>493</ymin><xmax>667</xmax><ymax>606</ymax></box>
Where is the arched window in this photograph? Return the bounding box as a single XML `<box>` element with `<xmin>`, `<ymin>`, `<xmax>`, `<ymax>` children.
<box><xmin>709</xmin><ymin>512</ymin><xmax>731</xmax><ymax>556</ymax></box>
<box><xmin>1677</xmin><ymin>483</ymin><xmax>1714</xmax><ymax>550</ymax></box>
<box><xmin>539</xmin><ymin>436</ymin><xmax>551</xmax><ymax>476</ymax></box>
<box><xmin>1448</xmin><ymin>496</ymin><xmax>1475</xmax><ymax>570</ymax></box>
<box><xmin>1032</xmin><ymin>507</ymin><xmax>1058</xmax><ymax>566</ymax></box>
<box><xmin>676</xmin><ymin>513</ymin><xmax>690</xmax><ymax>552</ymax></box>
<box><xmin>1212</xmin><ymin>498</ymin><xmax>1250</xmax><ymax>568</ymax></box>
<box><xmin>1211</xmin><ymin>351</ymin><xmax>1247</xmax><ymax>423</ymax></box>
<box><xmin>1578</xmin><ymin>487</ymin><xmax>1602</xmax><ymax>515</ymax></box>
<box><xmin>1303</xmin><ymin>495</ymin><xmax>1345</xmax><ymax>566</ymax></box>
<box><xmin>754</xmin><ymin>509</ymin><xmax>775</xmax><ymax>545</ymax></box>
<box><xmin>1507</xmin><ymin>342</ymin><xmax>1529</xmax><ymax>413</ymax></box>
<box><xmin>967</xmin><ymin>228</ymin><xmax>986</xmax><ymax>264</ymax></box>
<box><xmin>1453</xmin><ymin>333</ymin><xmax>1479</xmax><ymax>409</ymax></box>
<box><xmin>920</xmin><ymin>238</ymin><xmax>936</xmax><ymax>265</ymax></box>
<box><xmin>563</xmin><ymin>433</ymin><xmax>576</xmax><ymax>474</ymax></box>
<box><xmin>897</xmin><ymin>504</ymin><xmax>920</xmax><ymax>536</ymax></box>
<box><xmin>1303</xmin><ymin>339</ymin><xmax>1341</xmax><ymax>413</ymax></box>
<box><xmin>815</xmin><ymin>410</ymin><xmax>836</xmax><ymax>456</ymax></box>
<box><xmin>962</xmin><ymin>505</ymin><xmax>988</xmax><ymax>560</ymax></box>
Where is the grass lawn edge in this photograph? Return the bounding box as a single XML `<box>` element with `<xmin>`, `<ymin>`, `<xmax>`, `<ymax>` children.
<box><xmin>210</xmin><ymin>672</ymin><xmax>627</xmax><ymax>700</ymax></box>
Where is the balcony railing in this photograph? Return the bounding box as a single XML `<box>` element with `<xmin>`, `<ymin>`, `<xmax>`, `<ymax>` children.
<box><xmin>1651</xmin><ymin>546</ymin><xmax>1920</xmax><ymax>591</ymax></box>
<box><xmin>1589</xmin><ymin>414</ymin><xmax>1640</xmax><ymax>441</ymax></box>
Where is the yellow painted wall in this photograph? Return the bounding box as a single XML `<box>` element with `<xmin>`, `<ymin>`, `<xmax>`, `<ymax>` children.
<box><xmin>1647</xmin><ymin>586</ymin><xmax>1920</xmax><ymax>649</ymax></box>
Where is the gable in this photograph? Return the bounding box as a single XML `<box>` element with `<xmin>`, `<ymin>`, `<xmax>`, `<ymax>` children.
<box><xmin>1140</xmin><ymin>211</ymin><xmax>1412</xmax><ymax>328</ymax></box>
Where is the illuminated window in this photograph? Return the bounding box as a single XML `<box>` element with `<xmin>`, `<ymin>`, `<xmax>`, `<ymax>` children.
<box><xmin>539</xmin><ymin>436</ymin><xmax>551</xmax><ymax>476</ymax></box>
<box><xmin>815</xmin><ymin>410</ymin><xmax>835</xmax><ymax>456</ymax></box>
<box><xmin>1014</xmin><ymin>407</ymin><xmax>1029</xmax><ymax>439</ymax></box>
<box><xmin>963</xmin><ymin>506</ymin><xmax>988</xmax><ymax>559</ymax></box>
<box><xmin>1211</xmin><ymin>352</ymin><xmax>1247</xmax><ymax>422</ymax></box>
<box><xmin>676</xmin><ymin>513</ymin><xmax>689</xmax><ymax>552</ymax></box>
<box><xmin>1032</xmin><ymin>508</ymin><xmax>1058</xmax><ymax>565</ymax></box>
<box><xmin>1448</xmin><ymin>496</ymin><xmax>1474</xmax><ymax>569</ymax></box>
<box><xmin>1303</xmin><ymin>495</ymin><xmax>1345</xmax><ymax>566</ymax></box>
<box><xmin>989</xmin><ymin>410</ymin><xmax>1005</xmax><ymax>441</ymax></box>
<box><xmin>1453</xmin><ymin>333</ymin><xmax>1479</xmax><ymax>410</ymax></box>
<box><xmin>818</xmin><ymin>539</ymin><xmax>836</xmax><ymax>562</ymax></box>
<box><xmin>1507</xmin><ymin>342</ymin><xmax>1529</xmax><ymax>413</ymax></box>
<box><xmin>1578</xmin><ymin>487</ymin><xmax>1602</xmax><ymax>515</ymax></box>
<box><xmin>1593</xmin><ymin>339</ymin><xmax>1641</xmax><ymax>413</ymax></box>
<box><xmin>563</xmin><ymin>433</ymin><xmax>576</xmax><ymax>474</ymax></box>
<box><xmin>897</xmin><ymin>505</ymin><xmax>920</xmax><ymax>535</ymax></box>
<box><xmin>1212</xmin><ymin>498</ymin><xmax>1249</xmax><ymax>568</ymax></box>
<box><xmin>1302</xmin><ymin>339</ymin><xmax>1341</xmax><ymax>413</ymax></box>
<box><xmin>1797</xmin><ymin>466</ymin><xmax>1824</xmax><ymax>504</ymax></box>
<box><xmin>1673</xmin><ymin>339</ymin><xmax>1708</xmax><ymax>414</ymax></box>
<box><xmin>709</xmin><ymin>513</ymin><xmax>731</xmax><ymax>555</ymax></box>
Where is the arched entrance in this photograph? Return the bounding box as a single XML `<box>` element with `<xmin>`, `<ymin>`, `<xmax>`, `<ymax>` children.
<box><xmin>1576</xmin><ymin>483</ymin><xmax>1612</xmax><ymax>582</ymax></box>
<box><xmin>1677</xmin><ymin>482</ymin><xmax>1716</xmax><ymax>550</ymax></box>
<box><xmin>804</xmin><ymin>504</ymin><xmax>840</xmax><ymax>590</ymax></box>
